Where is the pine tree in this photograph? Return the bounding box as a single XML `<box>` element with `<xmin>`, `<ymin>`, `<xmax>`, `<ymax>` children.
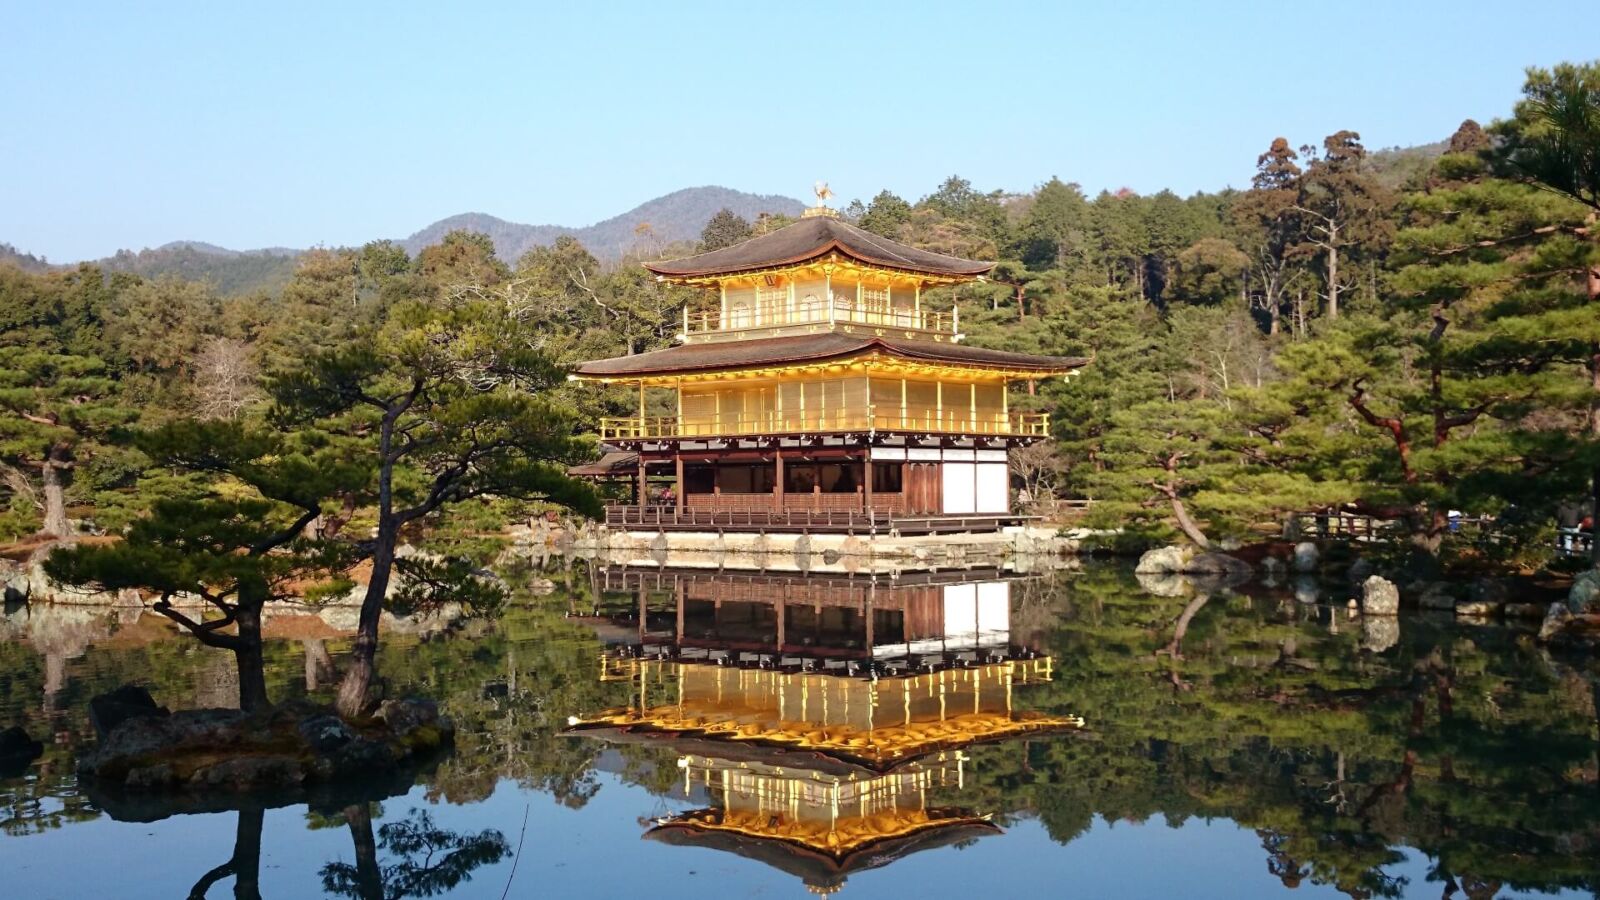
<box><xmin>45</xmin><ymin>420</ymin><xmax>366</xmax><ymax>710</ymax></box>
<box><xmin>1494</xmin><ymin>61</ymin><xmax>1600</xmax><ymax>563</ymax></box>
<box><xmin>0</xmin><ymin>350</ymin><xmax>133</xmax><ymax>538</ymax></box>
<box><xmin>270</xmin><ymin>295</ymin><xmax>601</xmax><ymax>716</ymax></box>
<box><xmin>698</xmin><ymin>208</ymin><xmax>752</xmax><ymax>251</ymax></box>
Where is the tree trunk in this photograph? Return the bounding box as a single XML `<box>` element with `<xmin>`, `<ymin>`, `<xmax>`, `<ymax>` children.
<box><xmin>343</xmin><ymin>803</ymin><xmax>385</xmax><ymax>900</ymax></box>
<box><xmin>303</xmin><ymin>639</ymin><xmax>335</xmax><ymax>691</ymax></box>
<box><xmin>1167</xmin><ymin>490</ymin><xmax>1212</xmax><ymax>550</ymax></box>
<box><xmin>1325</xmin><ymin>243</ymin><xmax>1340</xmax><ymax>320</ymax></box>
<box><xmin>233</xmin><ymin>591</ymin><xmax>270</xmax><ymax>713</ymax></box>
<box><xmin>337</xmin><ymin>408</ymin><xmax>399</xmax><ymax>720</ymax></box>
<box><xmin>232</xmin><ymin>808</ymin><xmax>264</xmax><ymax>900</ymax></box>
<box><xmin>335</xmin><ymin>523</ymin><xmax>395</xmax><ymax>718</ymax></box>
<box><xmin>1160</xmin><ymin>592</ymin><xmax>1211</xmax><ymax>659</ymax></box>
<box><xmin>39</xmin><ymin>448</ymin><xmax>73</xmax><ymax>538</ymax></box>
<box><xmin>1589</xmin><ymin>261</ymin><xmax>1599</xmax><ymax>565</ymax></box>
<box><xmin>1589</xmin><ymin>336</ymin><xmax>1599</xmax><ymax>566</ymax></box>
<box><xmin>188</xmin><ymin>809</ymin><xmax>264</xmax><ymax>900</ymax></box>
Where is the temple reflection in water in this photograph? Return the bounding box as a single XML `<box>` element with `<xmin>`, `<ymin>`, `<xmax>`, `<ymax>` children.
<box><xmin>566</xmin><ymin>567</ymin><xmax>1081</xmax><ymax>893</ymax></box>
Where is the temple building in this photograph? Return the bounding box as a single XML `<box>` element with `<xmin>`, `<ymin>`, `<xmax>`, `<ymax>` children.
<box><xmin>565</xmin><ymin>567</ymin><xmax>1082</xmax><ymax>892</ymax></box>
<box><xmin>570</xmin><ymin>195</ymin><xmax>1087</xmax><ymax>534</ymax></box>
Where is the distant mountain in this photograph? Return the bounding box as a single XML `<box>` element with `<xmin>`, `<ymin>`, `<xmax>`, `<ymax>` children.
<box><xmin>395</xmin><ymin>186</ymin><xmax>806</xmax><ymax>262</ymax></box>
<box><xmin>99</xmin><ymin>244</ymin><xmax>301</xmax><ymax>296</ymax></box>
<box><xmin>1366</xmin><ymin>139</ymin><xmax>1449</xmax><ymax>189</ymax></box>
<box><xmin>0</xmin><ymin>243</ymin><xmax>52</xmax><ymax>274</ymax></box>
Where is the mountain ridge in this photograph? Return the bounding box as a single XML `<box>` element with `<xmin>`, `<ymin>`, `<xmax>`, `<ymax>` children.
<box><xmin>394</xmin><ymin>186</ymin><xmax>806</xmax><ymax>261</ymax></box>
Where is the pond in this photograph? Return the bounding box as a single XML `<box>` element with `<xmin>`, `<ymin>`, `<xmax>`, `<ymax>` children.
<box><xmin>1</xmin><ymin>562</ymin><xmax>1596</xmax><ymax>899</ymax></box>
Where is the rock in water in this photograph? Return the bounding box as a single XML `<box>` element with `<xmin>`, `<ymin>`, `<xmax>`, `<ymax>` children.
<box><xmin>0</xmin><ymin>725</ymin><xmax>44</xmax><ymax>775</ymax></box>
<box><xmin>1347</xmin><ymin>558</ymin><xmax>1373</xmax><ymax>584</ymax></box>
<box><xmin>1361</xmin><ymin>617</ymin><xmax>1399</xmax><ymax>654</ymax></box>
<box><xmin>88</xmin><ymin>685</ymin><xmax>169</xmax><ymax>740</ymax></box>
<box><xmin>1417</xmin><ymin>583</ymin><xmax>1457</xmax><ymax>611</ymax></box>
<box><xmin>1568</xmin><ymin>568</ymin><xmax>1600</xmax><ymax>615</ymax></box>
<box><xmin>1291</xmin><ymin>542</ymin><xmax>1320</xmax><ymax>574</ymax></box>
<box><xmin>1539</xmin><ymin>601</ymin><xmax>1574</xmax><ymax>642</ymax></box>
<box><xmin>1361</xmin><ymin>576</ymin><xmax>1400</xmax><ymax>617</ymax></box>
<box><xmin>1135</xmin><ymin>545</ymin><xmax>1194</xmax><ymax>575</ymax></box>
<box><xmin>1293</xmin><ymin>576</ymin><xmax>1321</xmax><ymax>605</ymax></box>
<box><xmin>1187</xmin><ymin>552</ymin><xmax>1253</xmax><ymax>579</ymax></box>
<box><xmin>376</xmin><ymin>699</ymin><xmax>444</xmax><ymax>740</ymax></box>
<box><xmin>1133</xmin><ymin>571</ymin><xmax>1192</xmax><ymax>598</ymax></box>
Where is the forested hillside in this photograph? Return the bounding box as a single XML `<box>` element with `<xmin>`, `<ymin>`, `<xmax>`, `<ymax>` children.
<box><xmin>1</xmin><ymin>186</ymin><xmax>805</xmax><ymax>298</ymax></box>
<box><xmin>396</xmin><ymin>186</ymin><xmax>805</xmax><ymax>261</ymax></box>
<box><xmin>1</xmin><ymin>61</ymin><xmax>1596</xmax><ymax>575</ymax></box>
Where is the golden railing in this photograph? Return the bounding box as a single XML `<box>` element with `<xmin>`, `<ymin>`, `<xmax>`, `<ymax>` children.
<box><xmin>684</xmin><ymin>299</ymin><xmax>956</xmax><ymax>336</ymax></box>
<box><xmin>599</xmin><ymin>407</ymin><xmax>1049</xmax><ymax>440</ymax></box>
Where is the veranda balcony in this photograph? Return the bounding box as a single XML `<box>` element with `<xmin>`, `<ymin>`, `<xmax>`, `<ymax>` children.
<box><xmin>684</xmin><ymin>297</ymin><xmax>957</xmax><ymax>338</ymax></box>
<box><xmin>598</xmin><ymin>407</ymin><xmax>1049</xmax><ymax>441</ymax></box>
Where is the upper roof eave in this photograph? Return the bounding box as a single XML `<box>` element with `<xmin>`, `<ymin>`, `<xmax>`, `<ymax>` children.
<box><xmin>642</xmin><ymin>216</ymin><xmax>994</xmax><ymax>281</ymax></box>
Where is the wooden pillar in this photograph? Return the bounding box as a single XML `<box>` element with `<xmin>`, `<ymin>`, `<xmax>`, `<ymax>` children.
<box><xmin>638</xmin><ymin>457</ymin><xmax>648</xmax><ymax>506</ymax></box>
<box><xmin>774</xmin><ymin>447</ymin><xmax>785</xmax><ymax>512</ymax></box>
<box><xmin>775</xmin><ymin>595</ymin><xmax>786</xmax><ymax>650</ymax></box>
<box><xmin>863</xmin><ymin>449</ymin><xmax>874</xmax><ymax>514</ymax></box>
<box><xmin>674</xmin><ymin>453</ymin><xmax>684</xmax><ymax>513</ymax></box>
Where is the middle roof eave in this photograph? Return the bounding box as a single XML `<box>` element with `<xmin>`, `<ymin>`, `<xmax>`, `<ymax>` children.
<box><xmin>570</xmin><ymin>332</ymin><xmax>1089</xmax><ymax>380</ymax></box>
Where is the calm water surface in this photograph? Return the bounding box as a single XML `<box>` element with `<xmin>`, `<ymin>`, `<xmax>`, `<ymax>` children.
<box><xmin>1</xmin><ymin>563</ymin><xmax>1596</xmax><ymax>899</ymax></box>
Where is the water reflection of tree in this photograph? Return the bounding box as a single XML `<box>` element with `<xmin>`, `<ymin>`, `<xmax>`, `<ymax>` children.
<box><xmin>988</xmin><ymin>564</ymin><xmax>1600</xmax><ymax>897</ymax></box>
<box><xmin>188</xmin><ymin>809</ymin><xmax>264</xmax><ymax>900</ymax></box>
<box><xmin>373</xmin><ymin>591</ymin><xmax>676</xmax><ymax>808</ymax></box>
<box><xmin>320</xmin><ymin>806</ymin><xmax>510</xmax><ymax>900</ymax></box>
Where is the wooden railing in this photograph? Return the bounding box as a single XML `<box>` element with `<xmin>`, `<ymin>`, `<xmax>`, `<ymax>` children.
<box><xmin>599</xmin><ymin>407</ymin><xmax>1049</xmax><ymax>440</ymax></box>
<box><xmin>684</xmin><ymin>298</ymin><xmax>956</xmax><ymax>337</ymax></box>
<box><xmin>602</xmin><ymin>503</ymin><xmax>1034</xmax><ymax>534</ymax></box>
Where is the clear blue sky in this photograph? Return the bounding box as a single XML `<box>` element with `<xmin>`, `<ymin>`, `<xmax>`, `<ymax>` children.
<box><xmin>3</xmin><ymin>0</ymin><xmax>1593</xmax><ymax>262</ymax></box>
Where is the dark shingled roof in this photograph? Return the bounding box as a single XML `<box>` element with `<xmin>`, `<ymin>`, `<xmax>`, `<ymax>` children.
<box><xmin>566</xmin><ymin>450</ymin><xmax>638</xmax><ymax>478</ymax></box>
<box><xmin>572</xmin><ymin>333</ymin><xmax>1089</xmax><ymax>378</ymax></box>
<box><xmin>644</xmin><ymin>215</ymin><xmax>994</xmax><ymax>279</ymax></box>
<box><xmin>645</xmin><ymin>815</ymin><xmax>1001</xmax><ymax>890</ymax></box>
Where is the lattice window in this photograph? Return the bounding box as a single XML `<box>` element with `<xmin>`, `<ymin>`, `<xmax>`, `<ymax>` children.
<box><xmin>755</xmin><ymin>283</ymin><xmax>788</xmax><ymax>323</ymax></box>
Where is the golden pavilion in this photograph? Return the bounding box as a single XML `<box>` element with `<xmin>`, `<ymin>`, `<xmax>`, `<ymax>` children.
<box><xmin>569</xmin><ymin>194</ymin><xmax>1087</xmax><ymax>534</ymax></box>
<box><xmin>564</xmin><ymin>567</ymin><xmax>1083</xmax><ymax>892</ymax></box>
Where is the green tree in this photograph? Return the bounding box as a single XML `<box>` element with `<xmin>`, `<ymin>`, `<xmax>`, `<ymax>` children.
<box><xmin>1170</xmin><ymin>237</ymin><xmax>1250</xmax><ymax>306</ymax></box>
<box><xmin>102</xmin><ymin>274</ymin><xmax>219</xmax><ymax>374</ymax></box>
<box><xmin>0</xmin><ymin>351</ymin><xmax>132</xmax><ymax>538</ymax></box>
<box><xmin>270</xmin><ymin>295</ymin><xmax>601</xmax><ymax>716</ymax></box>
<box><xmin>1494</xmin><ymin>60</ymin><xmax>1600</xmax><ymax>563</ymax></box>
<box><xmin>698</xmin><ymin>208</ymin><xmax>752</xmax><ymax>251</ymax></box>
<box><xmin>858</xmin><ymin>190</ymin><xmax>913</xmax><ymax>237</ymax></box>
<box><xmin>45</xmin><ymin>420</ymin><xmax>362</xmax><ymax>710</ymax></box>
<box><xmin>1233</xmin><ymin>137</ymin><xmax>1304</xmax><ymax>334</ymax></box>
<box><xmin>414</xmin><ymin>230</ymin><xmax>508</xmax><ymax>294</ymax></box>
<box><xmin>1293</xmin><ymin>131</ymin><xmax>1393</xmax><ymax>320</ymax></box>
<box><xmin>1017</xmin><ymin>178</ymin><xmax>1091</xmax><ymax>270</ymax></box>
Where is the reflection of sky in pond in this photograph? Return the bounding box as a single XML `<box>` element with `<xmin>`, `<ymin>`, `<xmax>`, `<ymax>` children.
<box><xmin>3</xmin><ymin>773</ymin><xmax>1544</xmax><ymax>899</ymax></box>
<box><xmin>1</xmin><ymin>563</ymin><xmax>1597</xmax><ymax>898</ymax></box>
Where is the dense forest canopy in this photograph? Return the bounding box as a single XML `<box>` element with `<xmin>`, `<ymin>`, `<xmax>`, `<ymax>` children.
<box><xmin>1</xmin><ymin>61</ymin><xmax>1597</xmax><ymax>575</ymax></box>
